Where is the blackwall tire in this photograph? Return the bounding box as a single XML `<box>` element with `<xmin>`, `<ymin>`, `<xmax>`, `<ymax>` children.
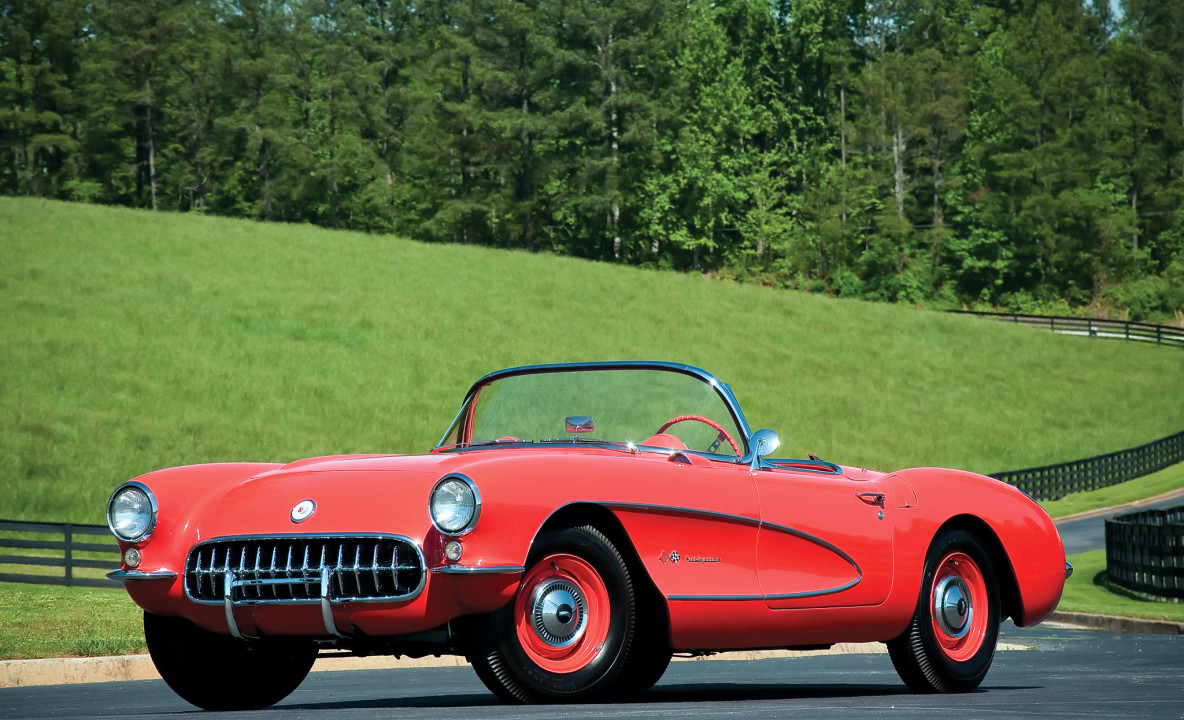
<box><xmin>887</xmin><ymin>529</ymin><xmax>1000</xmax><ymax>693</ymax></box>
<box><xmin>467</xmin><ymin>524</ymin><xmax>638</xmax><ymax>703</ymax></box>
<box><xmin>144</xmin><ymin>612</ymin><xmax>317</xmax><ymax>710</ymax></box>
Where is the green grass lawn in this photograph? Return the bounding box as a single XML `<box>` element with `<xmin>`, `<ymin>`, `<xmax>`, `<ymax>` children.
<box><xmin>1</xmin><ymin>197</ymin><xmax>1182</xmax><ymax>660</ymax></box>
<box><xmin>1042</xmin><ymin>464</ymin><xmax>1184</xmax><ymax>623</ymax></box>
<box><xmin>1059</xmin><ymin>550</ymin><xmax>1184</xmax><ymax>623</ymax></box>
<box><xmin>4</xmin><ymin>197</ymin><xmax>1184</xmax><ymax>525</ymax></box>
<box><xmin>1041</xmin><ymin>462</ymin><xmax>1184</xmax><ymax>518</ymax></box>
<box><xmin>0</xmin><ymin>583</ymin><xmax>144</xmax><ymax>660</ymax></box>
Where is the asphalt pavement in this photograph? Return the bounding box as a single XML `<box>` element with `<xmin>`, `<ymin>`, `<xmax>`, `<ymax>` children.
<box><xmin>1</xmin><ymin>622</ymin><xmax>1180</xmax><ymax>720</ymax></box>
<box><xmin>1054</xmin><ymin>488</ymin><xmax>1184</xmax><ymax>555</ymax></box>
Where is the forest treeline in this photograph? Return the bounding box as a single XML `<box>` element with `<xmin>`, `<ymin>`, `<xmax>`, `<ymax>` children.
<box><xmin>4</xmin><ymin>0</ymin><xmax>1184</xmax><ymax>319</ymax></box>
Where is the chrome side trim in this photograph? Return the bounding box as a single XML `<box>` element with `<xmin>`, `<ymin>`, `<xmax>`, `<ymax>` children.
<box><xmin>759</xmin><ymin>520</ymin><xmax>863</xmax><ymax>579</ymax></box>
<box><xmin>668</xmin><ymin>594</ymin><xmax>765</xmax><ymax>602</ymax></box>
<box><xmin>106</xmin><ymin>569</ymin><xmax>178</xmax><ymax>582</ymax></box>
<box><xmin>600</xmin><ymin>502</ymin><xmax>863</xmax><ymax>602</ymax></box>
<box><xmin>431</xmin><ymin>565</ymin><xmax>526</xmax><ymax>575</ymax></box>
<box><xmin>763</xmin><ymin>577</ymin><xmax>862</xmax><ymax>601</ymax></box>
<box><xmin>759</xmin><ymin>458</ymin><xmax>844</xmax><ymax>475</ymax></box>
<box><xmin>599</xmin><ymin>501</ymin><xmax>762</xmax><ymax>529</ymax></box>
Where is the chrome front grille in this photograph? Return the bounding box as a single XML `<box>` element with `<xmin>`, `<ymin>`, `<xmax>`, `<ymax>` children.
<box><xmin>184</xmin><ymin>535</ymin><xmax>425</xmax><ymax>604</ymax></box>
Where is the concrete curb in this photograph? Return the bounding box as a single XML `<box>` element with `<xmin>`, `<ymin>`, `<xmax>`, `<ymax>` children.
<box><xmin>8</xmin><ymin>641</ymin><xmax>1065</xmax><ymax>690</ymax></box>
<box><xmin>1051</xmin><ymin>486</ymin><xmax>1184</xmax><ymax>525</ymax></box>
<box><xmin>1046</xmin><ymin>610</ymin><xmax>1184</xmax><ymax>636</ymax></box>
<box><xmin>0</xmin><ymin>644</ymin><xmax>886</xmax><ymax>689</ymax></box>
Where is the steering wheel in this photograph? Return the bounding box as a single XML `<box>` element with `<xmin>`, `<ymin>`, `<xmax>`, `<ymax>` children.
<box><xmin>656</xmin><ymin>415</ymin><xmax>741</xmax><ymax>456</ymax></box>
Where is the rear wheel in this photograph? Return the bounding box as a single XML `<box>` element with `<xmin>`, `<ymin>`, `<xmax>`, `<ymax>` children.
<box><xmin>887</xmin><ymin>529</ymin><xmax>1000</xmax><ymax>693</ymax></box>
<box><xmin>144</xmin><ymin>612</ymin><xmax>317</xmax><ymax>710</ymax></box>
<box><xmin>467</xmin><ymin>525</ymin><xmax>639</xmax><ymax>702</ymax></box>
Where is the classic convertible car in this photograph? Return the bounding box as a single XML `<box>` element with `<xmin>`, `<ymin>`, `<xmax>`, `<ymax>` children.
<box><xmin>107</xmin><ymin>361</ymin><xmax>1069</xmax><ymax>710</ymax></box>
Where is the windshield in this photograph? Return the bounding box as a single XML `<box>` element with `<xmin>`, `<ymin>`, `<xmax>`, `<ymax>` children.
<box><xmin>437</xmin><ymin>365</ymin><xmax>748</xmax><ymax>458</ymax></box>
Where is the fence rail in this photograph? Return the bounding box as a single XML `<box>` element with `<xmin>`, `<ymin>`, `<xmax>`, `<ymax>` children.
<box><xmin>991</xmin><ymin>430</ymin><xmax>1184</xmax><ymax>501</ymax></box>
<box><xmin>0</xmin><ymin>520</ymin><xmax>121</xmax><ymax>588</ymax></box>
<box><xmin>1105</xmin><ymin>506</ymin><xmax>1184</xmax><ymax>601</ymax></box>
<box><xmin>950</xmin><ymin>310</ymin><xmax>1184</xmax><ymax>349</ymax></box>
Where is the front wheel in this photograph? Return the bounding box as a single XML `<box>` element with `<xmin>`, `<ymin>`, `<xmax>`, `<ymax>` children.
<box><xmin>144</xmin><ymin>612</ymin><xmax>317</xmax><ymax>710</ymax></box>
<box><xmin>887</xmin><ymin>529</ymin><xmax>1000</xmax><ymax>693</ymax></box>
<box><xmin>466</xmin><ymin>525</ymin><xmax>638</xmax><ymax>702</ymax></box>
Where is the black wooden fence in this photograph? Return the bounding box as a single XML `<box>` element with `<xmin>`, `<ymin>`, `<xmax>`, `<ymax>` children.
<box><xmin>0</xmin><ymin>520</ymin><xmax>121</xmax><ymax>588</ymax></box>
<box><xmin>950</xmin><ymin>310</ymin><xmax>1184</xmax><ymax>349</ymax></box>
<box><xmin>991</xmin><ymin>430</ymin><xmax>1184</xmax><ymax>501</ymax></box>
<box><xmin>1105</xmin><ymin>506</ymin><xmax>1184</xmax><ymax>601</ymax></box>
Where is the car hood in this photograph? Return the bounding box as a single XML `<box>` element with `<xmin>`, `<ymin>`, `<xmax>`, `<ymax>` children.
<box><xmin>194</xmin><ymin>453</ymin><xmax>464</xmax><ymax>541</ymax></box>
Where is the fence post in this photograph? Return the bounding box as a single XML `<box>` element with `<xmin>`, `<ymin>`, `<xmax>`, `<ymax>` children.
<box><xmin>63</xmin><ymin>525</ymin><xmax>73</xmax><ymax>585</ymax></box>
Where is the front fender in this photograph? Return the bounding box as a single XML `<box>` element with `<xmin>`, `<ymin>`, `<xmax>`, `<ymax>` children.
<box><xmin>891</xmin><ymin>468</ymin><xmax>1067</xmax><ymax>626</ymax></box>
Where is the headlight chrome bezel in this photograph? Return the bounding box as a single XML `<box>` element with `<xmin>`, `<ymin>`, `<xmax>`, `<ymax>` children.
<box><xmin>429</xmin><ymin>474</ymin><xmax>481</xmax><ymax>536</ymax></box>
<box><xmin>107</xmin><ymin>481</ymin><xmax>158</xmax><ymax>543</ymax></box>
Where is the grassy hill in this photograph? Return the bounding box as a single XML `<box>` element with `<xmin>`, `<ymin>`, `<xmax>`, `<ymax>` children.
<box><xmin>3</xmin><ymin>197</ymin><xmax>1183</xmax><ymax>524</ymax></box>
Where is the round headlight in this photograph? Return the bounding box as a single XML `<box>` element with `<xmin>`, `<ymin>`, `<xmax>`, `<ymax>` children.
<box><xmin>107</xmin><ymin>482</ymin><xmax>157</xmax><ymax>542</ymax></box>
<box><xmin>430</xmin><ymin>475</ymin><xmax>480</xmax><ymax>535</ymax></box>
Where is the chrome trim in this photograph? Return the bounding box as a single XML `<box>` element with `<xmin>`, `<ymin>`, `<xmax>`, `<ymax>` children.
<box><xmin>599</xmin><ymin>501</ymin><xmax>761</xmax><ymax>529</ymax></box>
<box><xmin>184</xmin><ymin>533</ymin><xmax>426</xmax><ymax>606</ymax></box>
<box><xmin>668</xmin><ymin>594</ymin><xmax>764</xmax><ymax>602</ymax></box>
<box><xmin>431</xmin><ymin>564</ymin><xmax>525</xmax><ymax>575</ymax></box>
<box><xmin>933</xmin><ymin>574</ymin><xmax>972</xmax><ymax>639</ymax></box>
<box><xmin>763</xmin><ymin>577</ymin><xmax>862</xmax><ymax>601</ymax></box>
<box><xmin>106</xmin><ymin>481</ymin><xmax>159</xmax><ymax>543</ymax></box>
<box><xmin>759</xmin><ymin>518</ymin><xmax>863</xmax><ymax>584</ymax></box>
<box><xmin>529</xmin><ymin>578</ymin><xmax>587</xmax><ymax>648</ymax></box>
<box><xmin>436</xmin><ymin>361</ymin><xmax>753</xmax><ymax>455</ymax></box>
<box><xmin>745</xmin><ymin>429</ymin><xmax>780</xmax><ymax>470</ymax></box>
<box><xmin>599</xmin><ymin>502</ymin><xmax>863</xmax><ymax>602</ymax></box>
<box><xmin>1065</xmin><ymin>561</ymin><xmax>1074</xmax><ymax>580</ymax></box>
<box><xmin>429</xmin><ymin>474</ymin><xmax>482</xmax><ymax>536</ymax></box>
<box><xmin>106</xmin><ymin>568</ymin><xmax>177</xmax><ymax>582</ymax></box>
<box><xmin>223</xmin><ymin>569</ymin><xmax>254</xmax><ymax>639</ymax></box>
<box><xmin>758</xmin><ymin>457</ymin><xmax>844</xmax><ymax>475</ymax></box>
<box><xmin>321</xmin><ymin>565</ymin><xmax>348</xmax><ymax>637</ymax></box>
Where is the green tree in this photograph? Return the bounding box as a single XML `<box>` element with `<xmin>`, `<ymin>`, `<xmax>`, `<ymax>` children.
<box><xmin>0</xmin><ymin>0</ymin><xmax>88</xmax><ymax>198</ymax></box>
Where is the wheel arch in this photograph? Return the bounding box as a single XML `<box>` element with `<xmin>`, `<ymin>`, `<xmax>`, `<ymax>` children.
<box><xmin>531</xmin><ymin>503</ymin><xmax>671</xmax><ymax>646</ymax></box>
<box><xmin>932</xmin><ymin>514</ymin><xmax>1022</xmax><ymax>625</ymax></box>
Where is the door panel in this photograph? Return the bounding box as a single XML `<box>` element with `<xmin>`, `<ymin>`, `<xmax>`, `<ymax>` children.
<box><xmin>755</xmin><ymin>469</ymin><xmax>893</xmax><ymax>609</ymax></box>
<box><xmin>607</xmin><ymin>460</ymin><xmax>761</xmax><ymax>601</ymax></box>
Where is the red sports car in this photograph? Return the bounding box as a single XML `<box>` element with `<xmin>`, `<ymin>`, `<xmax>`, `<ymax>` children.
<box><xmin>107</xmin><ymin>361</ymin><xmax>1070</xmax><ymax>710</ymax></box>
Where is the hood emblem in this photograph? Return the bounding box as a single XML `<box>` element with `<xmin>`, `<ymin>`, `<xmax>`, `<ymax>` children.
<box><xmin>291</xmin><ymin>499</ymin><xmax>316</xmax><ymax>523</ymax></box>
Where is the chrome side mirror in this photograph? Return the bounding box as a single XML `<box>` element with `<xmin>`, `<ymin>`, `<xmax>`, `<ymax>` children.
<box><xmin>745</xmin><ymin>429</ymin><xmax>780</xmax><ymax>468</ymax></box>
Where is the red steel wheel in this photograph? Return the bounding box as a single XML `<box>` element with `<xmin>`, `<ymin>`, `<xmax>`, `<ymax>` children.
<box><xmin>887</xmin><ymin>529</ymin><xmax>1000</xmax><ymax>693</ymax></box>
<box><xmin>465</xmin><ymin>524</ymin><xmax>638</xmax><ymax>703</ymax></box>
<box><xmin>513</xmin><ymin>553</ymin><xmax>612</xmax><ymax>674</ymax></box>
<box><xmin>929</xmin><ymin>551</ymin><xmax>989</xmax><ymax>662</ymax></box>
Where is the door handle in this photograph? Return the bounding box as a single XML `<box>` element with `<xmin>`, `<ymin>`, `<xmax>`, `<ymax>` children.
<box><xmin>856</xmin><ymin>492</ymin><xmax>886</xmax><ymax>507</ymax></box>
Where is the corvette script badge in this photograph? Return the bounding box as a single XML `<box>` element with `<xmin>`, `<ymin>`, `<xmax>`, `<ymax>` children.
<box><xmin>290</xmin><ymin>499</ymin><xmax>316</xmax><ymax>523</ymax></box>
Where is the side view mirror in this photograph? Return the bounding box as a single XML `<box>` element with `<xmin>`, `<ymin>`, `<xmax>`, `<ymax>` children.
<box><xmin>749</xmin><ymin>429</ymin><xmax>780</xmax><ymax>459</ymax></box>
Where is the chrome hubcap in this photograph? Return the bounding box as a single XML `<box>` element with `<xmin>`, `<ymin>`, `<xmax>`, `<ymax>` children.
<box><xmin>530</xmin><ymin>579</ymin><xmax>587</xmax><ymax>648</ymax></box>
<box><xmin>933</xmin><ymin>575</ymin><xmax>972</xmax><ymax>638</ymax></box>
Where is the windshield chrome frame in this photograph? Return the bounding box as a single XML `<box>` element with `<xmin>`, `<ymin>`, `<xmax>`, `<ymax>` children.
<box><xmin>435</xmin><ymin>361</ymin><xmax>753</xmax><ymax>458</ymax></box>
